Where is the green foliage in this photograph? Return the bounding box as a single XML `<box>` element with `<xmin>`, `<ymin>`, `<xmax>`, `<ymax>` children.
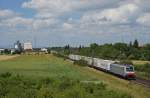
<box><xmin>51</xmin><ymin>39</ymin><xmax>150</xmax><ymax>61</ymax></box>
<box><xmin>0</xmin><ymin>73</ymin><xmax>132</xmax><ymax>98</ymax></box>
<box><xmin>0</xmin><ymin>55</ymin><xmax>149</xmax><ymax>98</ymax></box>
<box><xmin>133</xmin><ymin>39</ymin><xmax>139</xmax><ymax>48</ymax></box>
<box><xmin>57</xmin><ymin>40</ymin><xmax>149</xmax><ymax>60</ymax></box>
<box><xmin>52</xmin><ymin>53</ymin><xmax>68</xmax><ymax>60</ymax></box>
<box><xmin>117</xmin><ymin>60</ymin><xmax>133</xmax><ymax>65</ymax></box>
<box><xmin>4</xmin><ymin>49</ymin><xmax>11</xmax><ymax>54</ymax></box>
<box><xmin>74</xmin><ymin>60</ymin><xmax>88</xmax><ymax>67</ymax></box>
<box><xmin>0</xmin><ymin>72</ymin><xmax>12</xmax><ymax>78</ymax></box>
<box><xmin>135</xmin><ymin>63</ymin><xmax>150</xmax><ymax>79</ymax></box>
<box><xmin>135</xmin><ymin>63</ymin><xmax>150</xmax><ymax>73</ymax></box>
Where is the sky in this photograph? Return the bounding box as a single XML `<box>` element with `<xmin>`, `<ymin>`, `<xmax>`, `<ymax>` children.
<box><xmin>0</xmin><ymin>0</ymin><xmax>150</xmax><ymax>48</ymax></box>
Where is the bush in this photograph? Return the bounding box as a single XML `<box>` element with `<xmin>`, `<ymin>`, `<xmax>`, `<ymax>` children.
<box><xmin>116</xmin><ymin>60</ymin><xmax>133</xmax><ymax>65</ymax></box>
<box><xmin>74</xmin><ymin>60</ymin><xmax>88</xmax><ymax>67</ymax></box>
<box><xmin>135</xmin><ymin>63</ymin><xmax>150</xmax><ymax>73</ymax></box>
<box><xmin>0</xmin><ymin>72</ymin><xmax>12</xmax><ymax>78</ymax></box>
<box><xmin>53</xmin><ymin>53</ymin><xmax>68</xmax><ymax>60</ymax></box>
<box><xmin>0</xmin><ymin>73</ymin><xmax>132</xmax><ymax>98</ymax></box>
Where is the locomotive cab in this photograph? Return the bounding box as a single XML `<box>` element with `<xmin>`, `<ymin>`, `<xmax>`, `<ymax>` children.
<box><xmin>125</xmin><ymin>66</ymin><xmax>136</xmax><ymax>79</ymax></box>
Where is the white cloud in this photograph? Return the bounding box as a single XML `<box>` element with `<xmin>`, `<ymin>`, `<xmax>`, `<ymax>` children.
<box><xmin>62</xmin><ymin>23</ymin><xmax>73</xmax><ymax>30</ymax></box>
<box><xmin>81</xmin><ymin>3</ymin><xmax>140</xmax><ymax>25</ymax></box>
<box><xmin>22</xmin><ymin>0</ymin><xmax>121</xmax><ymax>18</ymax></box>
<box><xmin>32</xmin><ymin>18</ymin><xmax>58</xmax><ymax>29</ymax></box>
<box><xmin>0</xmin><ymin>9</ymin><xmax>32</xmax><ymax>28</ymax></box>
<box><xmin>0</xmin><ymin>17</ymin><xmax>33</xmax><ymax>27</ymax></box>
<box><xmin>0</xmin><ymin>8</ymin><xmax>58</xmax><ymax>29</ymax></box>
<box><xmin>1</xmin><ymin>0</ymin><xmax>150</xmax><ymax>47</ymax></box>
<box><xmin>119</xmin><ymin>0</ymin><xmax>150</xmax><ymax>12</ymax></box>
<box><xmin>134</xmin><ymin>0</ymin><xmax>150</xmax><ymax>12</ymax></box>
<box><xmin>0</xmin><ymin>9</ymin><xmax>18</xmax><ymax>18</ymax></box>
<box><xmin>136</xmin><ymin>13</ymin><xmax>150</xmax><ymax>26</ymax></box>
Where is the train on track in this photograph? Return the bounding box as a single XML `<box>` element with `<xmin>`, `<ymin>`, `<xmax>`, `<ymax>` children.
<box><xmin>68</xmin><ymin>54</ymin><xmax>136</xmax><ymax>80</ymax></box>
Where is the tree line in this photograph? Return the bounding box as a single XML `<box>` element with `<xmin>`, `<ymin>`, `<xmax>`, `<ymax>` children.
<box><xmin>50</xmin><ymin>40</ymin><xmax>150</xmax><ymax>61</ymax></box>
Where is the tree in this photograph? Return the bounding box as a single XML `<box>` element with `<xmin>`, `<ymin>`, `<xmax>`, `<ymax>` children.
<box><xmin>133</xmin><ymin>39</ymin><xmax>139</xmax><ymax>48</ymax></box>
<box><xmin>90</xmin><ymin>43</ymin><xmax>98</xmax><ymax>50</ymax></box>
<box><xmin>4</xmin><ymin>49</ymin><xmax>11</xmax><ymax>54</ymax></box>
<box><xmin>90</xmin><ymin>43</ymin><xmax>99</xmax><ymax>57</ymax></box>
<box><xmin>64</xmin><ymin>44</ymin><xmax>70</xmax><ymax>50</ymax></box>
<box><xmin>114</xmin><ymin>43</ymin><xmax>128</xmax><ymax>51</ymax></box>
<box><xmin>78</xmin><ymin>45</ymin><xmax>82</xmax><ymax>52</ymax></box>
<box><xmin>64</xmin><ymin>44</ymin><xmax>70</xmax><ymax>55</ymax></box>
<box><xmin>129</xmin><ymin>41</ymin><xmax>132</xmax><ymax>47</ymax></box>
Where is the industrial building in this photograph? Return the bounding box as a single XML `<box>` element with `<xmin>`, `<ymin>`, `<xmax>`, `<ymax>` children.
<box><xmin>24</xmin><ymin>42</ymin><xmax>32</xmax><ymax>51</ymax></box>
<box><xmin>14</xmin><ymin>41</ymin><xmax>22</xmax><ymax>52</ymax></box>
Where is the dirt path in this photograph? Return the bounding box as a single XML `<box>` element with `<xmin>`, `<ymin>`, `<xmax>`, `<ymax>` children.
<box><xmin>0</xmin><ymin>55</ymin><xmax>19</xmax><ymax>61</ymax></box>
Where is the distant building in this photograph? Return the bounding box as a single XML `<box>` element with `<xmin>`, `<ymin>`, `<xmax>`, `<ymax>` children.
<box><xmin>10</xmin><ymin>49</ymin><xmax>15</xmax><ymax>54</ymax></box>
<box><xmin>14</xmin><ymin>40</ymin><xmax>23</xmax><ymax>52</ymax></box>
<box><xmin>41</xmin><ymin>48</ymin><xmax>48</xmax><ymax>53</ymax></box>
<box><xmin>0</xmin><ymin>48</ymin><xmax>4</xmax><ymax>54</ymax></box>
<box><xmin>24</xmin><ymin>42</ymin><xmax>32</xmax><ymax>51</ymax></box>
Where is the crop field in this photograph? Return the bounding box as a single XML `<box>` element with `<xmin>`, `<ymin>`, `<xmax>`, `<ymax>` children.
<box><xmin>0</xmin><ymin>55</ymin><xmax>18</xmax><ymax>61</ymax></box>
<box><xmin>132</xmin><ymin>60</ymin><xmax>150</xmax><ymax>65</ymax></box>
<box><xmin>0</xmin><ymin>54</ymin><xmax>149</xmax><ymax>98</ymax></box>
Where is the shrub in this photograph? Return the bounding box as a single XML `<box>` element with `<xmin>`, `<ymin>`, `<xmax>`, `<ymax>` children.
<box><xmin>74</xmin><ymin>60</ymin><xmax>88</xmax><ymax>67</ymax></box>
<box><xmin>0</xmin><ymin>72</ymin><xmax>12</xmax><ymax>78</ymax></box>
<box><xmin>38</xmin><ymin>87</ymin><xmax>53</xmax><ymax>98</ymax></box>
<box><xmin>0</xmin><ymin>73</ymin><xmax>132</xmax><ymax>98</ymax></box>
<box><xmin>135</xmin><ymin>63</ymin><xmax>150</xmax><ymax>73</ymax></box>
<box><xmin>116</xmin><ymin>60</ymin><xmax>133</xmax><ymax>65</ymax></box>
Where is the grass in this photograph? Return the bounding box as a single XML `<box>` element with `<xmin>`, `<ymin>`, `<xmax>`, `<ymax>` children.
<box><xmin>0</xmin><ymin>54</ymin><xmax>90</xmax><ymax>79</ymax></box>
<box><xmin>0</xmin><ymin>54</ymin><xmax>149</xmax><ymax>98</ymax></box>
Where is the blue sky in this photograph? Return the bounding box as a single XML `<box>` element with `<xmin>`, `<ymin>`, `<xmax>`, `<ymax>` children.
<box><xmin>0</xmin><ymin>0</ymin><xmax>35</xmax><ymax>18</ymax></box>
<box><xmin>0</xmin><ymin>0</ymin><xmax>150</xmax><ymax>48</ymax></box>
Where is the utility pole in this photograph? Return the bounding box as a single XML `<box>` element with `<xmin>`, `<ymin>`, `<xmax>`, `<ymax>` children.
<box><xmin>34</xmin><ymin>36</ymin><xmax>36</xmax><ymax>49</ymax></box>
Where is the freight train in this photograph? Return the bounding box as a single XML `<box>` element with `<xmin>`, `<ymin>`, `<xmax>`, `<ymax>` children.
<box><xmin>69</xmin><ymin>54</ymin><xmax>136</xmax><ymax>80</ymax></box>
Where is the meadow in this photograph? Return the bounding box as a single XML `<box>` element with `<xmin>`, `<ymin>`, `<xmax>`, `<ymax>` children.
<box><xmin>0</xmin><ymin>54</ymin><xmax>149</xmax><ymax>98</ymax></box>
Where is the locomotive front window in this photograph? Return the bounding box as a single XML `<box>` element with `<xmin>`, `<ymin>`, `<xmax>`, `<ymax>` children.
<box><xmin>126</xmin><ymin>67</ymin><xmax>134</xmax><ymax>71</ymax></box>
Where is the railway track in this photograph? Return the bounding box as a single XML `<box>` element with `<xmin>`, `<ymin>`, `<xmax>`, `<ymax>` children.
<box><xmin>131</xmin><ymin>77</ymin><xmax>150</xmax><ymax>88</ymax></box>
<box><xmin>91</xmin><ymin>65</ymin><xmax>150</xmax><ymax>88</ymax></box>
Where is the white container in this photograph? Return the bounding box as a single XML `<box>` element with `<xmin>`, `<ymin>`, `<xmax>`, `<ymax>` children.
<box><xmin>84</xmin><ymin>57</ymin><xmax>93</xmax><ymax>65</ymax></box>
<box><xmin>93</xmin><ymin>58</ymin><xmax>114</xmax><ymax>71</ymax></box>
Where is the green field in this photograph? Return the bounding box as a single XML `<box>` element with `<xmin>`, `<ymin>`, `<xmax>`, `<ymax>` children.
<box><xmin>0</xmin><ymin>54</ymin><xmax>149</xmax><ymax>98</ymax></box>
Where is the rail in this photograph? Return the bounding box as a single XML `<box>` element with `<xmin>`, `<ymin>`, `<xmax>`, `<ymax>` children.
<box><xmin>131</xmin><ymin>77</ymin><xmax>150</xmax><ymax>88</ymax></box>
